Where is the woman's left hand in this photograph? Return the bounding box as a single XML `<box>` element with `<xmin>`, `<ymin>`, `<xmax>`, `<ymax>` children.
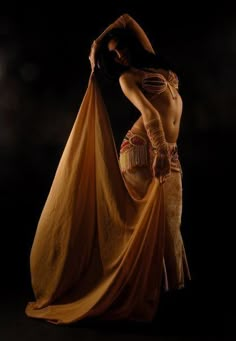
<box><xmin>152</xmin><ymin>152</ymin><xmax>171</xmax><ymax>182</ymax></box>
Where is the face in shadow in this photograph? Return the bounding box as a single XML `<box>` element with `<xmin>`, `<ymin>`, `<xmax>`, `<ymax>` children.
<box><xmin>107</xmin><ymin>38</ymin><xmax>131</xmax><ymax>67</ymax></box>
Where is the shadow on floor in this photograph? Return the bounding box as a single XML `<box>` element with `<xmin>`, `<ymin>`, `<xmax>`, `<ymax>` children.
<box><xmin>0</xmin><ymin>279</ymin><xmax>223</xmax><ymax>341</ymax></box>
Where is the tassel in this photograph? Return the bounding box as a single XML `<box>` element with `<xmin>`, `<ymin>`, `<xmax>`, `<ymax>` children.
<box><xmin>119</xmin><ymin>144</ymin><xmax>148</xmax><ymax>172</ymax></box>
<box><xmin>119</xmin><ymin>130</ymin><xmax>148</xmax><ymax>173</ymax></box>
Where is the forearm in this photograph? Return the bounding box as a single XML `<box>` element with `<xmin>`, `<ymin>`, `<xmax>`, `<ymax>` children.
<box><xmin>137</xmin><ymin>105</ymin><xmax>167</xmax><ymax>152</ymax></box>
<box><xmin>144</xmin><ymin>115</ymin><xmax>168</xmax><ymax>153</ymax></box>
<box><xmin>94</xmin><ymin>14</ymin><xmax>126</xmax><ymax>45</ymax></box>
<box><xmin>94</xmin><ymin>13</ymin><xmax>155</xmax><ymax>53</ymax></box>
<box><xmin>90</xmin><ymin>14</ymin><xmax>127</xmax><ymax>70</ymax></box>
<box><xmin>121</xmin><ymin>13</ymin><xmax>155</xmax><ymax>53</ymax></box>
<box><xmin>144</xmin><ymin>115</ymin><xmax>171</xmax><ymax>180</ymax></box>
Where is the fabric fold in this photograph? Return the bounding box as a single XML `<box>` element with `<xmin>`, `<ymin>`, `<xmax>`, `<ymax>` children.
<box><xmin>25</xmin><ymin>73</ymin><xmax>190</xmax><ymax>324</ymax></box>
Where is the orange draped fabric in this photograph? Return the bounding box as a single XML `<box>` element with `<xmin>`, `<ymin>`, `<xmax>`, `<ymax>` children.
<box><xmin>25</xmin><ymin>73</ymin><xmax>190</xmax><ymax>324</ymax></box>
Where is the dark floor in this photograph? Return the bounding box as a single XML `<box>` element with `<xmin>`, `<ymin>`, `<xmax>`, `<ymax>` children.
<box><xmin>0</xmin><ymin>276</ymin><xmax>225</xmax><ymax>341</ymax></box>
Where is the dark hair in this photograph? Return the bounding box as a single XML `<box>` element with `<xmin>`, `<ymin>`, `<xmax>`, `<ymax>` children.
<box><xmin>96</xmin><ymin>28</ymin><xmax>174</xmax><ymax>81</ymax></box>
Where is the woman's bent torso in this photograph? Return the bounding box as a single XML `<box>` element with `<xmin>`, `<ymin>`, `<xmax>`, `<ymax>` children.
<box><xmin>119</xmin><ymin>67</ymin><xmax>183</xmax><ymax>197</ymax></box>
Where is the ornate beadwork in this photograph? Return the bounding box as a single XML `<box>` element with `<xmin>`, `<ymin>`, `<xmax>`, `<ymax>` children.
<box><xmin>119</xmin><ymin>128</ymin><xmax>182</xmax><ymax>175</ymax></box>
<box><xmin>119</xmin><ymin>130</ymin><xmax>148</xmax><ymax>172</ymax></box>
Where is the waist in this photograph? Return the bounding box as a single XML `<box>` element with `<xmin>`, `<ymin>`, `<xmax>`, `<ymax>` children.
<box><xmin>119</xmin><ymin>130</ymin><xmax>181</xmax><ymax>173</ymax></box>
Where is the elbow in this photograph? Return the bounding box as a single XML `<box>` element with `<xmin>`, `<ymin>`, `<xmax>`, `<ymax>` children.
<box><xmin>121</xmin><ymin>13</ymin><xmax>132</xmax><ymax>22</ymax></box>
<box><xmin>141</xmin><ymin>108</ymin><xmax>159</xmax><ymax>123</ymax></box>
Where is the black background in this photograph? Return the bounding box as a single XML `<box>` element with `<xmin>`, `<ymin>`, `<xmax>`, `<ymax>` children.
<box><xmin>0</xmin><ymin>1</ymin><xmax>232</xmax><ymax>338</ymax></box>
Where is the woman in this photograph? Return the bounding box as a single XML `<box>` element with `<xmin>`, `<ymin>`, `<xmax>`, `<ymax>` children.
<box><xmin>25</xmin><ymin>13</ymin><xmax>191</xmax><ymax>324</ymax></box>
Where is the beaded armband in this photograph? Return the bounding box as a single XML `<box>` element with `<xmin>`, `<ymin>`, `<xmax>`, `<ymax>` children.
<box><xmin>144</xmin><ymin>118</ymin><xmax>169</xmax><ymax>154</ymax></box>
<box><xmin>144</xmin><ymin>118</ymin><xmax>171</xmax><ymax>180</ymax></box>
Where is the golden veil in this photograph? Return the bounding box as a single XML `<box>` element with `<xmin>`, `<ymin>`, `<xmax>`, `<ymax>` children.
<box><xmin>25</xmin><ymin>73</ymin><xmax>169</xmax><ymax>324</ymax></box>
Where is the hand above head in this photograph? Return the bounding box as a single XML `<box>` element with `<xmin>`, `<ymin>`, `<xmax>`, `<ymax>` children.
<box><xmin>88</xmin><ymin>13</ymin><xmax>155</xmax><ymax>73</ymax></box>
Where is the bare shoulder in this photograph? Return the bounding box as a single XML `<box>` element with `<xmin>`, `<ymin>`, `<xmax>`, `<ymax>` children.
<box><xmin>119</xmin><ymin>70</ymin><xmax>135</xmax><ymax>84</ymax></box>
<box><xmin>119</xmin><ymin>69</ymin><xmax>140</xmax><ymax>90</ymax></box>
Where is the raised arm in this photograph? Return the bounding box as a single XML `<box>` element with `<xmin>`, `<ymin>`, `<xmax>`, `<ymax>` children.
<box><xmin>89</xmin><ymin>13</ymin><xmax>155</xmax><ymax>71</ymax></box>
<box><xmin>95</xmin><ymin>13</ymin><xmax>154</xmax><ymax>53</ymax></box>
<box><xmin>119</xmin><ymin>72</ymin><xmax>171</xmax><ymax>181</ymax></box>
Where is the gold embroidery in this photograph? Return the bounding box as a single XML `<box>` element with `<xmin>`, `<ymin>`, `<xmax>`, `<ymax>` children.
<box><xmin>119</xmin><ymin>130</ymin><xmax>148</xmax><ymax>172</ymax></box>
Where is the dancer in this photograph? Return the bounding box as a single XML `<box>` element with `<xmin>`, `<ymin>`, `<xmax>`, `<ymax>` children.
<box><xmin>25</xmin><ymin>13</ymin><xmax>191</xmax><ymax>324</ymax></box>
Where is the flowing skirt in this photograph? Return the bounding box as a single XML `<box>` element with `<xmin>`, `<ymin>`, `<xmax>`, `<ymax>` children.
<box><xmin>25</xmin><ymin>74</ymin><xmax>190</xmax><ymax>324</ymax></box>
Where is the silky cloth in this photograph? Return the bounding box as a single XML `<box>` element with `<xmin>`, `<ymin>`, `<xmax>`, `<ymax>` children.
<box><xmin>25</xmin><ymin>73</ymin><xmax>189</xmax><ymax>324</ymax></box>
